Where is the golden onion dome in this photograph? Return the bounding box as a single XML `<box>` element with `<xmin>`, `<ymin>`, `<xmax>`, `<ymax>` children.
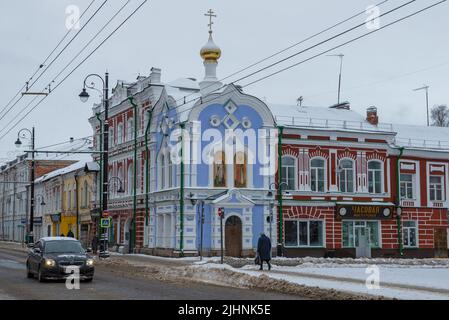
<box><xmin>200</xmin><ymin>33</ymin><xmax>221</xmax><ymax>62</ymax></box>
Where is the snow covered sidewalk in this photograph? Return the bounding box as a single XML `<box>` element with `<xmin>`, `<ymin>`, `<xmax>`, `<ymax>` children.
<box><xmin>194</xmin><ymin>260</ymin><xmax>449</xmax><ymax>300</ymax></box>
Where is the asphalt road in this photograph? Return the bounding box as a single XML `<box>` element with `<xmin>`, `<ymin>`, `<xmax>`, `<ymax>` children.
<box><xmin>0</xmin><ymin>247</ymin><xmax>302</xmax><ymax>300</ymax></box>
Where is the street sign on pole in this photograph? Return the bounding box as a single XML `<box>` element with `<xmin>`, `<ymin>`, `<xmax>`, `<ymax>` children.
<box><xmin>100</xmin><ymin>217</ymin><xmax>111</xmax><ymax>228</ymax></box>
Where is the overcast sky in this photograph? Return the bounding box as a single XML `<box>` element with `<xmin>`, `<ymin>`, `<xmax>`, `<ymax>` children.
<box><xmin>0</xmin><ymin>0</ymin><xmax>448</xmax><ymax>164</ymax></box>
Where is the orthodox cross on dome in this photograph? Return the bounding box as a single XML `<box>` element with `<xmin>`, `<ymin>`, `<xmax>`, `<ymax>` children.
<box><xmin>205</xmin><ymin>9</ymin><xmax>217</xmax><ymax>34</ymax></box>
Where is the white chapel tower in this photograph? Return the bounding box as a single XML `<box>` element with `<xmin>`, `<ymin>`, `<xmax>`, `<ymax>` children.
<box><xmin>199</xmin><ymin>9</ymin><xmax>223</xmax><ymax>96</ymax></box>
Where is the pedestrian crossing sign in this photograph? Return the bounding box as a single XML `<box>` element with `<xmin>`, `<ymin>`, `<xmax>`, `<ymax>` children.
<box><xmin>100</xmin><ymin>217</ymin><xmax>111</xmax><ymax>228</ymax></box>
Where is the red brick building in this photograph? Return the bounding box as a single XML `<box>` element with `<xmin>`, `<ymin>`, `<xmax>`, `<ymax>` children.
<box><xmin>273</xmin><ymin>103</ymin><xmax>449</xmax><ymax>258</ymax></box>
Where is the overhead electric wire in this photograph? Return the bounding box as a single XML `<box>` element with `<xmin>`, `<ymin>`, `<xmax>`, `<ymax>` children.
<box><xmin>0</xmin><ymin>0</ymin><xmax>97</xmax><ymax>120</ymax></box>
<box><xmin>164</xmin><ymin>0</ymin><xmax>421</xmax><ymax>117</ymax></box>
<box><xmin>0</xmin><ymin>1</ymin><xmax>129</xmax><ymax>137</ymax></box>
<box><xmin>52</xmin><ymin>0</ymin><xmax>131</xmax><ymax>82</ymax></box>
<box><xmin>172</xmin><ymin>0</ymin><xmax>447</xmax><ymax>120</ymax></box>
<box><xmin>173</xmin><ymin>0</ymin><xmax>391</xmax><ymax>105</ymax></box>
<box><xmin>0</xmin><ymin>0</ymin><xmax>149</xmax><ymax>143</ymax></box>
<box><xmin>26</xmin><ymin>0</ymin><xmax>109</xmax><ymax>91</ymax></box>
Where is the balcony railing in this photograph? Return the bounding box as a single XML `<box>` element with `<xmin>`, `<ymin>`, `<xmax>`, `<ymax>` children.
<box><xmin>274</xmin><ymin>115</ymin><xmax>394</xmax><ymax>132</ymax></box>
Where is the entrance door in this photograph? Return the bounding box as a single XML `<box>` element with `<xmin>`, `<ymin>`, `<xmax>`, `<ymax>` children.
<box><xmin>356</xmin><ymin>227</ymin><xmax>371</xmax><ymax>258</ymax></box>
<box><xmin>225</xmin><ymin>216</ymin><xmax>242</xmax><ymax>257</ymax></box>
<box><xmin>434</xmin><ymin>228</ymin><xmax>448</xmax><ymax>258</ymax></box>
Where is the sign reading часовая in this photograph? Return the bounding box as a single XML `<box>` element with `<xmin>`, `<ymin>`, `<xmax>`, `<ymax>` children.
<box><xmin>336</xmin><ymin>204</ymin><xmax>393</xmax><ymax>220</ymax></box>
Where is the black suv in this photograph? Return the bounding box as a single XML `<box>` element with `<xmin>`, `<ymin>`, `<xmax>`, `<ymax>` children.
<box><xmin>26</xmin><ymin>237</ymin><xmax>95</xmax><ymax>282</ymax></box>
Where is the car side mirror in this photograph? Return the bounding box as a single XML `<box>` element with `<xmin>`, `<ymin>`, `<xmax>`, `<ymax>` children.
<box><xmin>86</xmin><ymin>248</ymin><xmax>92</xmax><ymax>253</ymax></box>
<box><xmin>27</xmin><ymin>243</ymin><xmax>34</xmax><ymax>249</ymax></box>
<box><xmin>33</xmin><ymin>248</ymin><xmax>41</xmax><ymax>255</ymax></box>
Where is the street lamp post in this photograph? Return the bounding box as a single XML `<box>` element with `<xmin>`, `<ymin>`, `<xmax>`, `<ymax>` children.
<box><xmin>80</xmin><ymin>72</ymin><xmax>109</xmax><ymax>256</ymax></box>
<box><xmin>15</xmin><ymin>127</ymin><xmax>35</xmax><ymax>244</ymax></box>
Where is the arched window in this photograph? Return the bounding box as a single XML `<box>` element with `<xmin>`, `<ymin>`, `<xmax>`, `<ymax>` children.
<box><xmin>213</xmin><ymin>151</ymin><xmax>226</xmax><ymax>187</ymax></box>
<box><xmin>160</xmin><ymin>154</ymin><xmax>166</xmax><ymax>190</ymax></box>
<box><xmin>234</xmin><ymin>152</ymin><xmax>247</xmax><ymax>188</ymax></box>
<box><xmin>117</xmin><ymin>167</ymin><xmax>124</xmax><ymax>197</ymax></box>
<box><xmin>339</xmin><ymin>159</ymin><xmax>354</xmax><ymax>193</ymax></box>
<box><xmin>127</xmin><ymin>118</ymin><xmax>134</xmax><ymax>142</ymax></box>
<box><xmin>117</xmin><ymin>123</ymin><xmax>123</xmax><ymax>144</ymax></box>
<box><xmin>281</xmin><ymin>156</ymin><xmax>296</xmax><ymax>190</ymax></box>
<box><xmin>168</xmin><ymin>153</ymin><xmax>174</xmax><ymax>188</ymax></box>
<box><xmin>368</xmin><ymin>161</ymin><xmax>383</xmax><ymax>194</ymax></box>
<box><xmin>108</xmin><ymin>128</ymin><xmax>114</xmax><ymax>147</ymax></box>
<box><xmin>128</xmin><ymin>163</ymin><xmax>134</xmax><ymax>195</ymax></box>
<box><xmin>310</xmin><ymin>158</ymin><xmax>326</xmax><ymax>192</ymax></box>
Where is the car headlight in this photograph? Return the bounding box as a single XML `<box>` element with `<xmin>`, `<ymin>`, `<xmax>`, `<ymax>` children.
<box><xmin>86</xmin><ymin>259</ymin><xmax>94</xmax><ymax>266</ymax></box>
<box><xmin>44</xmin><ymin>259</ymin><xmax>56</xmax><ymax>267</ymax></box>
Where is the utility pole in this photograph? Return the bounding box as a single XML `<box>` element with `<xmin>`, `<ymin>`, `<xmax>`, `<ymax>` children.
<box><xmin>327</xmin><ymin>54</ymin><xmax>344</xmax><ymax>104</ymax></box>
<box><xmin>15</xmin><ymin>127</ymin><xmax>35</xmax><ymax>243</ymax></box>
<box><xmin>413</xmin><ymin>85</ymin><xmax>430</xmax><ymax>126</ymax></box>
<box><xmin>79</xmin><ymin>72</ymin><xmax>109</xmax><ymax>258</ymax></box>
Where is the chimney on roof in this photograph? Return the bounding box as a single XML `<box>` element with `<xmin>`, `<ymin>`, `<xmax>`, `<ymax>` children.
<box><xmin>366</xmin><ymin>106</ymin><xmax>379</xmax><ymax>125</ymax></box>
<box><xmin>329</xmin><ymin>101</ymin><xmax>350</xmax><ymax>110</ymax></box>
<box><xmin>149</xmin><ymin>67</ymin><xmax>161</xmax><ymax>84</ymax></box>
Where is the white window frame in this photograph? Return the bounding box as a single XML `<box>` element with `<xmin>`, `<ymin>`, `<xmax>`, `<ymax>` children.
<box><xmin>368</xmin><ymin>160</ymin><xmax>383</xmax><ymax>194</ymax></box>
<box><xmin>310</xmin><ymin>157</ymin><xmax>326</xmax><ymax>192</ymax></box>
<box><xmin>429</xmin><ymin>175</ymin><xmax>444</xmax><ymax>202</ymax></box>
<box><xmin>403</xmin><ymin>220</ymin><xmax>418</xmax><ymax>248</ymax></box>
<box><xmin>284</xmin><ymin>219</ymin><xmax>325</xmax><ymax>248</ymax></box>
<box><xmin>127</xmin><ymin>118</ymin><xmax>134</xmax><ymax>142</ymax></box>
<box><xmin>400</xmin><ymin>173</ymin><xmax>415</xmax><ymax>200</ymax></box>
<box><xmin>339</xmin><ymin>158</ymin><xmax>355</xmax><ymax>193</ymax></box>
<box><xmin>281</xmin><ymin>156</ymin><xmax>297</xmax><ymax>191</ymax></box>
<box><xmin>117</xmin><ymin>123</ymin><xmax>124</xmax><ymax>145</ymax></box>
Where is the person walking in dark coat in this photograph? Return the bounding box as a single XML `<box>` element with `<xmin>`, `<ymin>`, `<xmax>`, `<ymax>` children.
<box><xmin>257</xmin><ymin>233</ymin><xmax>272</xmax><ymax>270</ymax></box>
<box><xmin>92</xmin><ymin>236</ymin><xmax>98</xmax><ymax>254</ymax></box>
<box><xmin>67</xmin><ymin>230</ymin><xmax>75</xmax><ymax>238</ymax></box>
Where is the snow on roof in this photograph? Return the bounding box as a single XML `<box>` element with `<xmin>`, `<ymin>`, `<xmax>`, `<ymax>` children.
<box><xmin>392</xmin><ymin>124</ymin><xmax>449</xmax><ymax>150</ymax></box>
<box><xmin>165</xmin><ymin>85</ymin><xmax>201</xmax><ymax>123</ymax></box>
<box><xmin>35</xmin><ymin>160</ymin><xmax>90</xmax><ymax>184</ymax></box>
<box><xmin>39</xmin><ymin>236</ymin><xmax>79</xmax><ymax>242</ymax></box>
<box><xmin>167</xmin><ymin>78</ymin><xmax>200</xmax><ymax>91</ymax></box>
<box><xmin>85</xmin><ymin>161</ymin><xmax>100</xmax><ymax>172</ymax></box>
<box><xmin>267</xmin><ymin>104</ymin><xmax>394</xmax><ymax>133</ymax></box>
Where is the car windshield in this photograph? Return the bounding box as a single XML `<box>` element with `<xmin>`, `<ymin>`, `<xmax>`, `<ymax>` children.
<box><xmin>44</xmin><ymin>241</ymin><xmax>85</xmax><ymax>254</ymax></box>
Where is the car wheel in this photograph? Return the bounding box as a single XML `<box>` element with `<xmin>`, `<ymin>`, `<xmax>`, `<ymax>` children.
<box><xmin>37</xmin><ymin>267</ymin><xmax>46</xmax><ymax>282</ymax></box>
<box><xmin>26</xmin><ymin>263</ymin><xmax>34</xmax><ymax>279</ymax></box>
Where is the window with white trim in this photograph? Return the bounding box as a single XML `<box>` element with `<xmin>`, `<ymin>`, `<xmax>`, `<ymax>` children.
<box><xmin>160</xmin><ymin>154</ymin><xmax>166</xmax><ymax>190</ymax></box>
<box><xmin>403</xmin><ymin>220</ymin><xmax>418</xmax><ymax>247</ymax></box>
<box><xmin>339</xmin><ymin>159</ymin><xmax>354</xmax><ymax>193</ymax></box>
<box><xmin>127</xmin><ymin>164</ymin><xmax>134</xmax><ymax>195</ymax></box>
<box><xmin>368</xmin><ymin>161</ymin><xmax>383</xmax><ymax>194</ymax></box>
<box><xmin>281</xmin><ymin>156</ymin><xmax>296</xmax><ymax>190</ymax></box>
<box><xmin>285</xmin><ymin>220</ymin><xmax>324</xmax><ymax>247</ymax></box>
<box><xmin>117</xmin><ymin>123</ymin><xmax>123</xmax><ymax>144</ymax></box>
<box><xmin>126</xmin><ymin>119</ymin><xmax>134</xmax><ymax>142</ymax></box>
<box><xmin>310</xmin><ymin>158</ymin><xmax>325</xmax><ymax>192</ymax></box>
<box><xmin>400</xmin><ymin>174</ymin><xmax>414</xmax><ymax>199</ymax></box>
<box><xmin>429</xmin><ymin>175</ymin><xmax>444</xmax><ymax>201</ymax></box>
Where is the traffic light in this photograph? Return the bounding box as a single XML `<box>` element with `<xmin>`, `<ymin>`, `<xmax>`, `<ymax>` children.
<box><xmin>218</xmin><ymin>207</ymin><xmax>224</xmax><ymax>218</ymax></box>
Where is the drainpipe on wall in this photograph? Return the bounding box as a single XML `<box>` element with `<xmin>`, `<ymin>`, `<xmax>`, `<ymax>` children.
<box><xmin>277</xmin><ymin>126</ymin><xmax>284</xmax><ymax>257</ymax></box>
<box><xmin>144</xmin><ymin>108</ymin><xmax>154</xmax><ymax>228</ymax></box>
<box><xmin>75</xmin><ymin>173</ymin><xmax>80</xmax><ymax>239</ymax></box>
<box><xmin>179</xmin><ymin>122</ymin><xmax>186</xmax><ymax>256</ymax></box>
<box><xmin>396</xmin><ymin>147</ymin><xmax>405</xmax><ymax>256</ymax></box>
<box><xmin>128</xmin><ymin>97</ymin><xmax>138</xmax><ymax>253</ymax></box>
<box><xmin>95</xmin><ymin>112</ymin><xmax>103</xmax><ymax>240</ymax></box>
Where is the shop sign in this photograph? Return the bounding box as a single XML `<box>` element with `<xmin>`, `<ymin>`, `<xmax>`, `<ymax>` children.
<box><xmin>336</xmin><ymin>204</ymin><xmax>393</xmax><ymax>220</ymax></box>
